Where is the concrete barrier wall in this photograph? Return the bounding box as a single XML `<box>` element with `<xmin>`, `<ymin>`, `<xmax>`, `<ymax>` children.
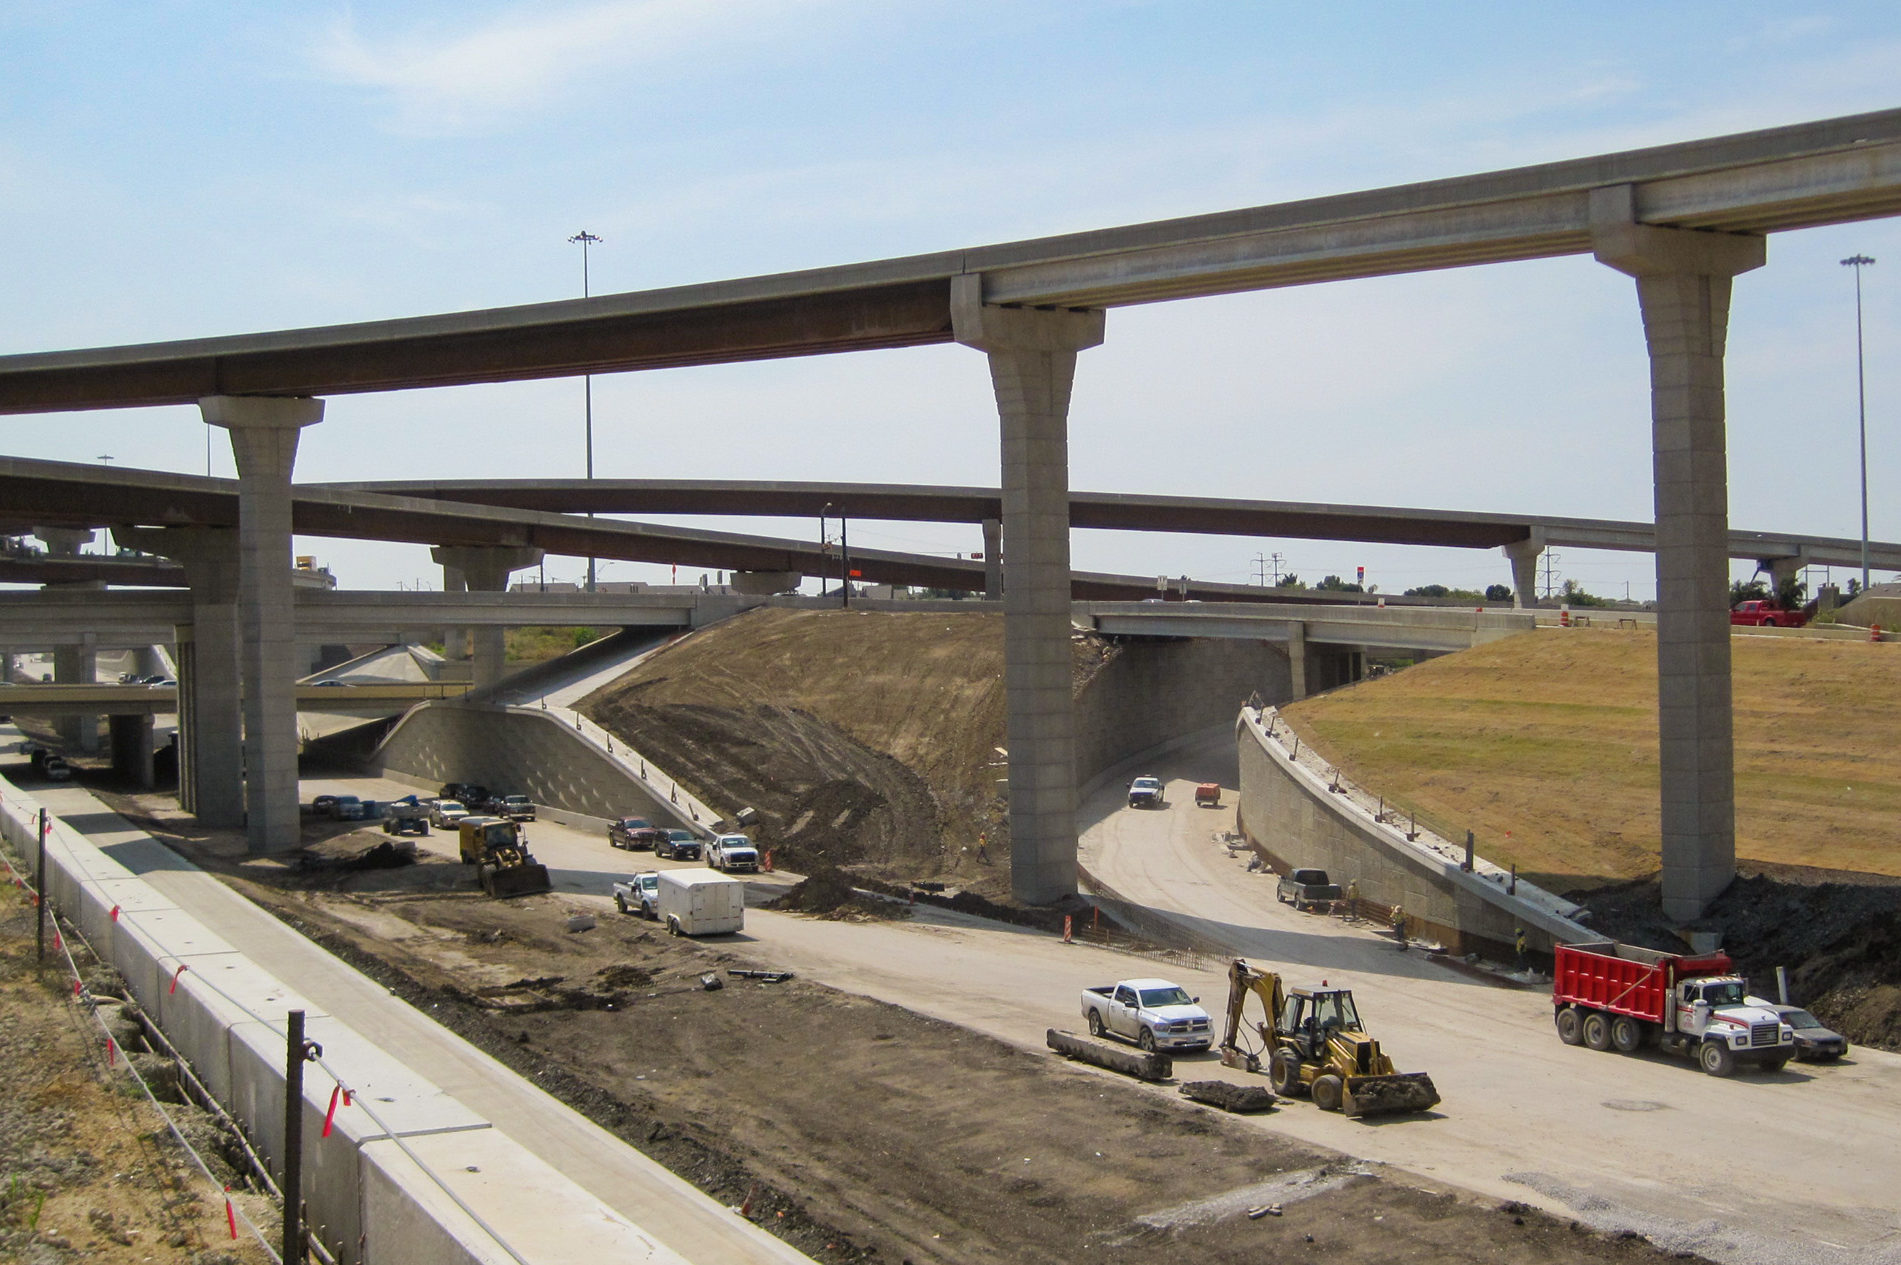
<box><xmin>1075</xmin><ymin>638</ymin><xmax>1289</xmax><ymax>784</ymax></box>
<box><xmin>0</xmin><ymin>775</ymin><xmax>687</xmax><ymax>1265</ymax></box>
<box><xmin>370</xmin><ymin>703</ymin><xmax>680</xmax><ymax>824</ymax></box>
<box><xmin>1234</xmin><ymin>707</ymin><xmax>1589</xmax><ymax>958</ymax></box>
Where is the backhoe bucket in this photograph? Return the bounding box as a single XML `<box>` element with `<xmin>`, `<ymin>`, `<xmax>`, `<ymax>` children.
<box><xmin>481</xmin><ymin>862</ymin><xmax>553</xmax><ymax>899</ymax></box>
<box><xmin>1341</xmin><ymin>1071</ymin><xmax>1439</xmax><ymax>1117</ymax></box>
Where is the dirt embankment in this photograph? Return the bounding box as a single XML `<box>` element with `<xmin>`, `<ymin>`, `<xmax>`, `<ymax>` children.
<box><xmin>583</xmin><ymin>608</ymin><xmax>1121</xmax><ymax>896</ymax></box>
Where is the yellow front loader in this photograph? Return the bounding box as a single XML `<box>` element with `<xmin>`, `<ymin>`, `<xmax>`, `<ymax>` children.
<box><xmin>1219</xmin><ymin>959</ymin><xmax>1439</xmax><ymax>1117</ymax></box>
<box><xmin>457</xmin><ymin>816</ymin><xmax>553</xmax><ymax>898</ymax></box>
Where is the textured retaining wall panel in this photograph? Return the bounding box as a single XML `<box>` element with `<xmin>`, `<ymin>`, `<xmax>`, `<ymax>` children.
<box><xmin>1076</xmin><ymin>639</ymin><xmax>1290</xmax><ymax>784</ymax></box>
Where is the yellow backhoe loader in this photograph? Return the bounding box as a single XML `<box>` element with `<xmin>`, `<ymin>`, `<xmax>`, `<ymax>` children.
<box><xmin>457</xmin><ymin>816</ymin><xmax>553</xmax><ymax>898</ymax></box>
<box><xmin>1219</xmin><ymin>958</ymin><xmax>1439</xmax><ymax>1117</ymax></box>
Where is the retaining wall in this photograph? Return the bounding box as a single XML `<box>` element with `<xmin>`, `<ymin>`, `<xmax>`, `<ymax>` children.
<box><xmin>0</xmin><ymin>775</ymin><xmax>689</xmax><ymax>1265</ymax></box>
<box><xmin>1234</xmin><ymin>706</ymin><xmax>1589</xmax><ymax>958</ymax></box>
<box><xmin>1075</xmin><ymin>638</ymin><xmax>1290</xmax><ymax>782</ymax></box>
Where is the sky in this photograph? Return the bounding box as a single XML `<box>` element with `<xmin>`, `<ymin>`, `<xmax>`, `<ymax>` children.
<box><xmin>2</xmin><ymin>2</ymin><xmax>1898</xmax><ymax>600</ymax></box>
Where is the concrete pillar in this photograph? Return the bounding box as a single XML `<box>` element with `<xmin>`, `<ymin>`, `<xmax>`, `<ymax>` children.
<box><xmin>1592</xmin><ymin>185</ymin><xmax>1765</xmax><ymax>922</ymax></box>
<box><xmin>1764</xmin><ymin>555</ymin><xmax>1805</xmax><ymax>592</ymax></box>
<box><xmin>952</xmin><ymin>275</ymin><xmax>1105</xmax><ymax>905</ymax></box>
<box><xmin>1287</xmin><ymin>621</ymin><xmax>1309</xmax><ymax>701</ymax></box>
<box><xmin>1503</xmin><ymin>530</ymin><xmax>1546</xmax><ymax>609</ymax></box>
<box><xmin>202</xmin><ymin>395</ymin><xmax>324</xmax><ymax>854</ymax></box>
<box><xmin>982</xmin><ymin>518</ymin><xmax>1003</xmax><ymax>600</ymax></box>
<box><xmin>439</xmin><ymin>564</ymin><xmax>470</xmax><ymax>660</ymax></box>
<box><xmin>431</xmin><ymin>546</ymin><xmax>543</xmax><ymax>692</ymax></box>
<box><xmin>37</xmin><ymin>528</ymin><xmax>104</xmax><ymax>750</ymax></box>
<box><xmin>108</xmin><ymin>713</ymin><xmax>156</xmax><ymax>789</ymax></box>
<box><xmin>114</xmin><ymin>526</ymin><xmax>243</xmax><ymax>827</ymax></box>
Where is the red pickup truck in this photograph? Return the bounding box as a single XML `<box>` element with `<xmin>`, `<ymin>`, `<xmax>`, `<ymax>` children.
<box><xmin>1730</xmin><ymin>600</ymin><xmax>1808</xmax><ymax>628</ymax></box>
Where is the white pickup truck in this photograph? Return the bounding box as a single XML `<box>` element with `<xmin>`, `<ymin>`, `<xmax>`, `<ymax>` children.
<box><xmin>1079</xmin><ymin>978</ymin><xmax>1213</xmax><ymax>1052</ymax></box>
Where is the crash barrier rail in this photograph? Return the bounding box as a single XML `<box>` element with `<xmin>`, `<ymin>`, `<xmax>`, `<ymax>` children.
<box><xmin>1242</xmin><ymin>707</ymin><xmax>1592</xmax><ymax>950</ymax></box>
<box><xmin>0</xmin><ymin>774</ymin><xmax>690</xmax><ymax>1265</ymax></box>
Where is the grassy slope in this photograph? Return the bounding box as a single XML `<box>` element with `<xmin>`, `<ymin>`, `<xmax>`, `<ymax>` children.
<box><xmin>1283</xmin><ymin>628</ymin><xmax>1901</xmax><ymax>893</ymax></box>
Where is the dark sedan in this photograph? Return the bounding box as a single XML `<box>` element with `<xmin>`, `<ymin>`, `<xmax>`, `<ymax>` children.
<box><xmin>1763</xmin><ymin>1002</ymin><xmax>1848</xmax><ymax>1061</ymax></box>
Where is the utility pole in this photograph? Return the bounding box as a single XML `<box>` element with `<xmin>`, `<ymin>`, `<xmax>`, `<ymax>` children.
<box><xmin>569</xmin><ymin>229</ymin><xmax>602</xmax><ymax>593</ymax></box>
<box><xmin>1270</xmin><ymin>552</ymin><xmax>1285</xmax><ymax>586</ymax></box>
<box><xmin>1843</xmin><ymin>253</ymin><xmax>1876</xmax><ymax>594</ymax></box>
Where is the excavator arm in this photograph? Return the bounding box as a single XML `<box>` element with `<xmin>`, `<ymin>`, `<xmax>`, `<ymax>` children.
<box><xmin>1219</xmin><ymin>959</ymin><xmax>1284</xmax><ymax>1072</ymax></box>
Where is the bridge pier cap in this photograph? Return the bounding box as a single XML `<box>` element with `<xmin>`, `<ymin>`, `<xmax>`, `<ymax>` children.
<box><xmin>1590</xmin><ymin>185</ymin><xmax>1764</xmax><ymax>924</ymax></box>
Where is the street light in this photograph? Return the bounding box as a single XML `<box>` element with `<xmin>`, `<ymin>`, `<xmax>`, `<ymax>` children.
<box><xmin>819</xmin><ymin>503</ymin><xmax>835</xmax><ymax>597</ymax></box>
<box><xmin>570</xmin><ymin>229</ymin><xmax>603</xmax><ymax>592</ymax></box>
<box><xmin>1842</xmin><ymin>253</ymin><xmax>1876</xmax><ymax>595</ymax></box>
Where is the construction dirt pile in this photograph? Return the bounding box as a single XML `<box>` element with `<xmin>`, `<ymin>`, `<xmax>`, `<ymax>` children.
<box><xmin>583</xmin><ymin>608</ymin><xmax>1120</xmax><ymax>897</ymax></box>
<box><xmin>1579</xmin><ymin>862</ymin><xmax>1901</xmax><ymax>1051</ymax></box>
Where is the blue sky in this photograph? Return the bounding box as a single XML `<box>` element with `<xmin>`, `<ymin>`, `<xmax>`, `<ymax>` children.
<box><xmin>2</xmin><ymin>2</ymin><xmax>1898</xmax><ymax>597</ymax></box>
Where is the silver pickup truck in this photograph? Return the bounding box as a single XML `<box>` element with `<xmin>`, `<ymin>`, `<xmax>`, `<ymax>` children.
<box><xmin>1079</xmin><ymin>978</ymin><xmax>1213</xmax><ymax>1052</ymax></box>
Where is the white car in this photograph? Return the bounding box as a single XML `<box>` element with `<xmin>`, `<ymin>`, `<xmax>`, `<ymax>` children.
<box><xmin>429</xmin><ymin>799</ymin><xmax>470</xmax><ymax>829</ymax></box>
<box><xmin>1127</xmin><ymin>776</ymin><xmax>1165</xmax><ymax>808</ymax></box>
<box><xmin>706</xmin><ymin>833</ymin><xmax>760</xmax><ymax>873</ymax></box>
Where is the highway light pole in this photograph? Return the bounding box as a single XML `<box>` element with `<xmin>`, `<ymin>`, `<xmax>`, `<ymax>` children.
<box><xmin>1842</xmin><ymin>253</ymin><xmax>1876</xmax><ymax>595</ymax></box>
<box><xmin>570</xmin><ymin>229</ymin><xmax>602</xmax><ymax>593</ymax></box>
<box><xmin>819</xmin><ymin>503</ymin><xmax>833</xmax><ymax>596</ymax></box>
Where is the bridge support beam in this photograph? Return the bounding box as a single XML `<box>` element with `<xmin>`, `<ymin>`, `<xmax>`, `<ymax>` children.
<box><xmin>431</xmin><ymin>546</ymin><xmax>544</xmax><ymax>692</ymax></box>
<box><xmin>108</xmin><ymin>712</ymin><xmax>156</xmax><ymax>789</ymax></box>
<box><xmin>114</xmin><ymin>526</ymin><xmax>244</xmax><ymax>827</ymax></box>
<box><xmin>38</xmin><ymin>528</ymin><xmax>103</xmax><ymax>752</ymax></box>
<box><xmin>203</xmin><ymin>395</ymin><xmax>324</xmax><ymax>854</ymax></box>
<box><xmin>1286</xmin><ymin>621</ymin><xmax>1308</xmax><ymax>701</ymax></box>
<box><xmin>953</xmin><ymin>275</ymin><xmax>1105</xmax><ymax>905</ymax></box>
<box><xmin>1593</xmin><ymin>187</ymin><xmax>1765</xmax><ymax>922</ymax></box>
<box><xmin>1502</xmin><ymin>531</ymin><xmax>1545</xmax><ymax>610</ymax></box>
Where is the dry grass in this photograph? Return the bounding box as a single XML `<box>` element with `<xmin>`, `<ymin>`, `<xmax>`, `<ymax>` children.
<box><xmin>1283</xmin><ymin>627</ymin><xmax>1901</xmax><ymax>893</ymax></box>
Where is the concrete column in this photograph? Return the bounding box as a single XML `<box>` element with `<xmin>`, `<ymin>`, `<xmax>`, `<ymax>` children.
<box><xmin>37</xmin><ymin>528</ymin><xmax>103</xmax><ymax>750</ymax></box>
<box><xmin>431</xmin><ymin>546</ymin><xmax>543</xmax><ymax>692</ymax></box>
<box><xmin>202</xmin><ymin>395</ymin><xmax>324</xmax><ymax>854</ymax></box>
<box><xmin>1503</xmin><ymin>530</ymin><xmax>1546</xmax><ymax>609</ymax></box>
<box><xmin>982</xmin><ymin>518</ymin><xmax>1003</xmax><ymax>600</ymax></box>
<box><xmin>114</xmin><ymin>526</ymin><xmax>243</xmax><ymax>827</ymax></box>
<box><xmin>439</xmin><ymin>564</ymin><xmax>470</xmax><ymax>661</ymax></box>
<box><xmin>1592</xmin><ymin>186</ymin><xmax>1765</xmax><ymax>922</ymax></box>
<box><xmin>1286</xmin><ymin>621</ymin><xmax>1309</xmax><ymax>701</ymax></box>
<box><xmin>952</xmin><ymin>274</ymin><xmax>1105</xmax><ymax>905</ymax></box>
<box><xmin>1764</xmin><ymin>555</ymin><xmax>1805</xmax><ymax>592</ymax></box>
<box><xmin>108</xmin><ymin>713</ymin><xmax>156</xmax><ymax>789</ymax></box>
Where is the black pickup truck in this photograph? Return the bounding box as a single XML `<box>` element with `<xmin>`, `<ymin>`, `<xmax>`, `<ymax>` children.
<box><xmin>1276</xmin><ymin>867</ymin><xmax>1345</xmax><ymax>913</ymax></box>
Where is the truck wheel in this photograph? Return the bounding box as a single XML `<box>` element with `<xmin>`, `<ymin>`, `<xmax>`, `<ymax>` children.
<box><xmin>1581</xmin><ymin>1011</ymin><xmax>1613</xmax><ymax>1051</ymax></box>
<box><xmin>1555</xmin><ymin>1008</ymin><xmax>1584</xmax><ymax>1045</ymax></box>
<box><xmin>1311</xmin><ymin>1074</ymin><xmax>1345</xmax><ymax>1112</ymax></box>
<box><xmin>666</xmin><ymin>916</ymin><xmax>682</xmax><ymax>938</ymax></box>
<box><xmin>1087</xmin><ymin>1011</ymin><xmax>1105</xmax><ymax>1039</ymax></box>
<box><xmin>615</xmin><ymin>894</ymin><xmax>628</xmax><ymax>915</ymax></box>
<box><xmin>1269</xmin><ymin>1049</ymin><xmax>1305</xmax><ymax>1097</ymax></box>
<box><xmin>1137</xmin><ymin>1027</ymin><xmax>1157</xmax><ymax>1054</ymax></box>
<box><xmin>1610</xmin><ymin>1016</ymin><xmax>1643</xmax><ymax>1054</ymax></box>
<box><xmin>1698</xmin><ymin>1041</ymin><xmax>1737</xmax><ymax>1077</ymax></box>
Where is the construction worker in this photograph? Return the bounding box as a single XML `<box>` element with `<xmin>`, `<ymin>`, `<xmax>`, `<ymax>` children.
<box><xmin>1344</xmin><ymin>879</ymin><xmax>1360</xmax><ymax>919</ymax></box>
<box><xmin>1515</xmin><ymin>926</ymin><xmax>1529</xmax><ymax>973</ymax></box>
<box><xmin>976</xmin><ymin>833</ymin><xmax>991</xmax><ymax>865</ymax></box>
<box><xmin>1390</xmin><ymin>904</ymin><xmax>1408</xmax><ymax>950</ymax></box>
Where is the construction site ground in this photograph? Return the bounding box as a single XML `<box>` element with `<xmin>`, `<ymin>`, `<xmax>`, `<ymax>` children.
<box><xmin>2</xmin><ymin>784</ymin><xmax>1708</xmax><ymax>1265</ymax></box>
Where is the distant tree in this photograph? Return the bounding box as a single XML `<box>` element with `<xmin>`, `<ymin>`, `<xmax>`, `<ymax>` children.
<box><xmin>1485</xmin><ymin>584</ymin><xmax>1513</xmax><ymax>603</ymax></box>
<box><xmin>1316</xmin><ymin>575</ymin><xmax>1365</xmax><ymax>593</ymax></box>
<box><xmin>1278</xmin><ymin>574</ymin><xmax>1303</xmax><ymax>589</ymax></box>
<box><xmin>1404</xmin><ymin>584</ymin><xmax>1450</xmax><ymax>598</ymax></box>
<box><xmin>1775</xmin><ymin>575</ymin><xmax>1809</xmax><ymax>610</ymax></box>
<box><xmin>1730</xmin><ymin>577</ymin><xmax>1771</xmax><ymax>606</ymax></box>
<box><xmin>1848</xmin><ymin>577</ymin><xmax>1863</xmax><ymax>597</ymax></box>
<box><xmin>1559</xmin><ymin>579</ymin><xmax>1611</xmax><ymax>608</ymax></box>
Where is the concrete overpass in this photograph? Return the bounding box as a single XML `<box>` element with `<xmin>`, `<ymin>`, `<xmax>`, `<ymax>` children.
<box><xmin>4</xmin><ymin>108</ymin><xmax>1900</xmax><ymax>916</ymax></box>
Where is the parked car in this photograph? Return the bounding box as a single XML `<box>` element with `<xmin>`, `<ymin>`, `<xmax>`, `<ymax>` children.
<box><xmin>609</xmin><ymin>817</ymin><xmax>657</xmax><ymax>849</ymax></box>
<box><xmin>657</xmin><ymin>829</ymin><xmax>701</xmax><ymax>861</ymax></box>
<box><xmin>1079</xmin><ymin>978</ymin><xmax>1213</xmax><ymax>1052</ymax></box>
<box><xmin>328</xmin><ymin>795</ymin><xmax>365</xmax><ymax>821</ymax></box>
<box><xmin>706</xmin><ymin>833</ymin><xmax>760</xmax><ymax>873</ymax></box>
<box><xmin>429</xmin><ymin>799</ymin><xmax>471</xmax><ymax>829</ymax></box>
<box><xmin>40</xmin><ymin>754</ymin><xmax>73</xmax><ymax>782</ymax></box>
<box><xmin>1276</xmin><ymin>867</ymin><xmax>1345</xmax><ymax>913</ymax></box>
<box><xmin>612</xmin><ymin>871</ymin><xmax>662</xmax><ymax>919</ymax></box>
<box><xmin>309</xmin><ymin>794</ymin><xmax>339</xmax><ymax>817</ymax></box>
<box><xmin>1127</xmin><ymin>776</ymin><xmax>1165</xmax><ymax>808</ymax></box>
<box><xmin>1753</xmin><ymin>999</ymin><xmax>1848</xmax><ymax>1061</ymax></box>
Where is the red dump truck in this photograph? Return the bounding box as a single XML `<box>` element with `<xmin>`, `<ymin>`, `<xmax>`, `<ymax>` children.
<box><xmin>1553</xmin><ymin>941</ymin><xmax>1794</xmax><ymax>1076</ymax></box>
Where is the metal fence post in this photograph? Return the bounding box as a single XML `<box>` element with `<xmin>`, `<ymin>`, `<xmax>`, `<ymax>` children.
<box><xmin>284</xmin><ymin>1010</ymin><xmax>321</xmax><ymax>1263</ymax></box>
<box><xmin>36</xmin><ymin>808</ymin><xmax>48</xmax><ymax>964</ymax></box>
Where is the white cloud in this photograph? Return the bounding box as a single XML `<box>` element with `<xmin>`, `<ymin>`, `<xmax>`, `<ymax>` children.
<box><xmin>308</xmin><ymin>0</ymin><xmax>830</xmax><ymax>134</ymax></box>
